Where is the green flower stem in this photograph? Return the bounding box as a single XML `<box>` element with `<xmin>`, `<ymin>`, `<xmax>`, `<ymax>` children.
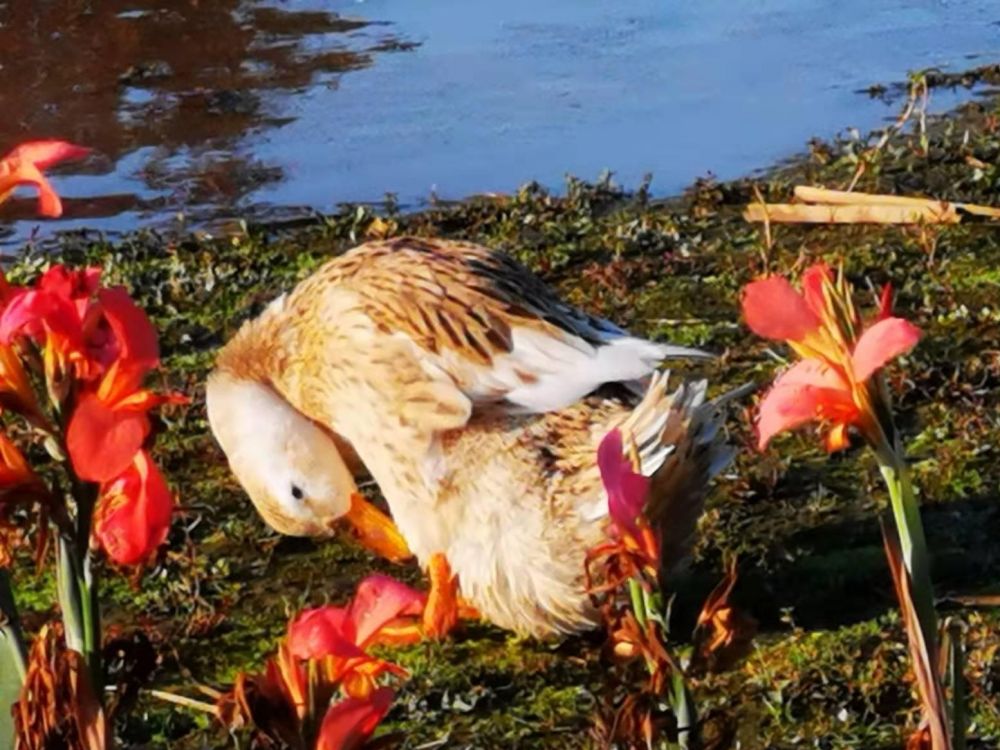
<box><xmin>56</xmin><ymin>533</ymin><xmax>101</xmax><ymax>692</ymax></box>
<box><xmin>0</xmin><ymin>568</ymin><xmax>26</xmax><ymax>680</ymax></box>
<box><xmin>71</xmin><ymin>479</ymin><xmax>102</xmax><ymax>691</ymax></box>
<box><xmin>670</xmin><ymin>667</ymin><xmax>696</xmax><ymax>750</ymax></box>
<box><xmin>56</xmin><ymin>534</ymin><xmax>86</xmax><ymax>655</ymax></box>
<box><xmin>877</xmin><ymin>452</ymin><xmax>938</xmax><ymax>654</ymax></box>
<box><xmin>943</xmin><ymin>618</ymin><xmax>967</xmax><ymax>750</ymax></box>
<box><xmin>80</xmin><ymin>551</ymin><xmax>100</xmax><ymax>680</ymax></box>
<box><xmin>629</xmin><ymin>578</ymin><xmax>648</xmax><ymax>630</ymax></box>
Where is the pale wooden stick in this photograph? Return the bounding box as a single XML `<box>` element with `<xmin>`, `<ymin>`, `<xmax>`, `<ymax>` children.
<box><xmin>148</xmin><ymin>688</ymin><xmax>220</xmax><ymax>716</ymax></box>
<box><xmin>794</xmin><ymin>185</ymin><xmax>1000</xmax><ymax>219</ymax></box>
<box><xmin>743</xmin><ymin>203</ymin><xmax>959</xmax><ymax>225</ymax></box>
<box><xmin>794</xmin><ymin>186</ymin><xmax>945</xmax><ymax>208</ymax></box>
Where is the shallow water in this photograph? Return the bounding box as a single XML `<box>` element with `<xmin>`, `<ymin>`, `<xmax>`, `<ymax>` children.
<box><xmin>1</xmin><ymin>0</ymin><xmax>998</xmax><ymax>247</ymax></box>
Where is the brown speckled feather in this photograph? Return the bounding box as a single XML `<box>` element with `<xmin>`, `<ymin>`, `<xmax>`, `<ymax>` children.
<box><xmin>296</xmin><ymin>236</ymin><xmax>617</xmax><ymax>362</ymax></box>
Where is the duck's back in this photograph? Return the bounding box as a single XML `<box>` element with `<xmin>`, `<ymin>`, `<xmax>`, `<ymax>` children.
<box><xmin>289</xmin><ymin>236</ymin><xmax>707</xmax><ymax>418</ymax></box>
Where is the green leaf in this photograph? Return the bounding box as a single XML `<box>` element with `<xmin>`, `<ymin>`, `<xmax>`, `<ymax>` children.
<box><xmin>0</xmin><ymin>631</ymin><xmax>22</xmax><ymax>750</ymax></box>
<box><xmin>0</xmin><ymin>570</ymin><xmax>26</xmax><ymax>750</ymax></box>
<box><xmin>943</xmin><ymin>617</ymin><xmax>968</xmax><ymax>750</ymax></box>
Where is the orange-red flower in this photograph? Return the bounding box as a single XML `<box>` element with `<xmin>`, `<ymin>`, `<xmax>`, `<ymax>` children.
<box><xmin>287</xmin><ymin>575</ymin><xmax>424</xmax><ymax>698</ymax></box>
<box><xmin>742</xmin><ymin>263</ymin><xmax>921</xmax><ymax>452</ymax></box>
<box><xmin>0</xmin><ymin>430</ymin><xmax>37</xmax><ymax>498</ymax></box>
<box><xmin>0</xmin><ymin>264</ymin><xmax>175</xmax><ymax>482</ymax></box>
<box><xmin>0</xmin><ymin>140</ymin><xmax>89</xmax><ymax>218</ymax></box>
<box><xmin>67</xmin><ymin>285</ymin><xmax>174</xmax><ymax>482</ymax></box>
<box><xmin>288</xmin><ymin>574</ymin><xmax>426</xmax><ymax>659</ymax></box>
<box><xmin>0</xmin><ymin>267</ymin><xmax>159</xmax><ymax>390</ymax></box>
<box><xmin>316</xmin><ymin>687</ymin><xmax>394</xmax><ymax>750</ymax></box>
<box><xmin>66</xmin><ymin>361</ymin><xmax>181</xmax><ymax>484</ymax></box>
<box><xmin>92</xmin><ymin>450</ymin><xmax>174</xmax><ymax>566</ymax></box>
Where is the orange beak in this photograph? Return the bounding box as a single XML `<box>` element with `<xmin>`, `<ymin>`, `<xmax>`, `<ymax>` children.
<box><xmin>339</xmin><ymin>493</ymin><xmax>412</xmax><ymax>563</ymax></box>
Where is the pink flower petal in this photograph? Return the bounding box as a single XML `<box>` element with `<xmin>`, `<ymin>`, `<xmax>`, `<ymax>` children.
<box><xmin>316</xmin><ymin>687</ymin><xmax>394</xmax><ymax>750</ymax></box>
<box><xmin>597</xmin><ymin>428</ymin><xmax>649</xmax><ymax>534</ymax></box>
<box><xmin>348</xmin><ymin>574</ymin><xmax>427</xmax><ymax>648</ymax></box>
<box><xmin>773</xmin><ymin>358</ymin><xmax>849</xmax><ymax>389</ymax></box>
<box><xmin>286</xmin><ymin>606</ymin><xmax>366</xmax><ymax>661</ymax></box>
<box><xmin>851</xmin><ymin>317</ymin><xmax>922</xmax><ymax>382</ymax></box>
<box><xmin>741</xmin><ymin>276</ymin><xmax>821</xmax><ymax>342</ymax></box>
<box><xmin>756</xmin><ymin>360</ymin><xmax>856</xmax><ymax>450</ymax></box>
<box><xmin>801</xmin><ymin>263</ymin><xmax>833</xmax><ymax>318</ymax></box>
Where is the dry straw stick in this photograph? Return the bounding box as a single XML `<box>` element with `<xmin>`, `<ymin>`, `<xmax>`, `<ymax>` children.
<box><xmin>743</xmin><ymin>185</ymin><xmax>1000</xmax><ymax>225</ymax></box>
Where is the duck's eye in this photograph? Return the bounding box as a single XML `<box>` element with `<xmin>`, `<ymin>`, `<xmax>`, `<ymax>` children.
<box><xmin>290</xmin><ymin>484</ymin><xmax>305</xmax><ymax>500</ymax></box>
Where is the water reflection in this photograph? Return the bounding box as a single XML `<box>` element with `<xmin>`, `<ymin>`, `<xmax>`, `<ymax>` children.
<box><xmin>0</xmin><ymin>0</ymin><xmax>412</xmax><ymax>239</ymax></box>
<box><xmin>1</xmin><ymin>0</ymin><xmax>998</xmax><ymax>250</ymax></box>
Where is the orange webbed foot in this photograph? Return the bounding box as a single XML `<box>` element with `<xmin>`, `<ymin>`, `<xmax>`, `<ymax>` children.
<box><xmin>422</xmin><ymin>552</ymin><xmax>477</xmax><ymax>640</ymax></box>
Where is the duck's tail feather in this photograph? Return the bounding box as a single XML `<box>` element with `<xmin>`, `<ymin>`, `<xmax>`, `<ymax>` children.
<box><xmin>617</xmin><ymin>372</ymin><xmax>753</xmax><ymax>579</ymax></box>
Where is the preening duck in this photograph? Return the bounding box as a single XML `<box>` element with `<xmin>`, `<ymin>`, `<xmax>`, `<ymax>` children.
<box><xmin>207</xmin><ymin>237</ymin><xmax>735</xmax><ymax>636</ymax></box>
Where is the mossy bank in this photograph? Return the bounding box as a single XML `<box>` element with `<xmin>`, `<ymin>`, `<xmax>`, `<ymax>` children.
<box><xmin>9</xmin><ymin>66</ymin><xmax>1000</xmax><ymax>749</ymax></box>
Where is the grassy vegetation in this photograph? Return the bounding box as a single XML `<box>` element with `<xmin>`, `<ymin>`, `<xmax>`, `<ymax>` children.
<box><xmin>9</xmin><ymin>68</ymin><xmax>1000</xmax><ymax>748</ymax></box>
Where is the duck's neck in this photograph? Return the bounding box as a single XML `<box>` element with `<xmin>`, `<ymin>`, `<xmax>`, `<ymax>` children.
<box><xmin>215</xmin><ymin>302</ymin><xmax>372</xmax><ymax>478</ymax></box>
<box><xmin>214</xmin><ymin>298</ymin><xmax>291</xmax><ymax>385</ymax></box>
<box><xmin>219</xmin><ymin>293</ymin><xmax>456</xmax><ymax>559</ymax></box>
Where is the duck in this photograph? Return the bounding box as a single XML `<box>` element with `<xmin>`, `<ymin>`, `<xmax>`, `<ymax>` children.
<box><xmin>206</xmin><ymin>236</ymin><xmax>734</xmax><ymax>637</ymax></box>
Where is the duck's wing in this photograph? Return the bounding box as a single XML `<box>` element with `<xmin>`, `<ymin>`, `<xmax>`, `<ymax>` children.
<box><xmin>314</xmin><ymin>236</ymin><xmax>710</xmax><ymax>415</ymax></box>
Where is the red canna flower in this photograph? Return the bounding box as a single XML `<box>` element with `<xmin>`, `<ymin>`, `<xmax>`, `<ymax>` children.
<box><xmin>0</xmin><ymin>140</ymin><xmax>89</xmax><ymax>218</ymax></box>
<box><xmin>66</xmin><ymin>360</ymin><xmax>181</xmax><ymax>483</ymax></box>
<box><xmin>287</xmin><ymin>575</ymin><xmax>424</xmax><ymax>698</ymax></box>
<box><xmin>0</xmin><ymin>266</ymin><xmax>159</xmax><ymax>389</ymax></box>
<box><xmin>92</xmin><ymin>450</ymin><xmax>174</xmax><ymax>565</ymax></box>
<box><xmin>0</xmin><ymin>266</ymin><xmax>99</xmax><ymax>384</ymax></box>
<box><xmin>315</xmin><ymin>687</ymin><xmax>394</xmax><ymax>750</ymax></box>
<box><xmin>742</xmin><ymin>263</ymin><xmax>921</xmax><ymax>452</ymax></box>
<box><xmin>288</xmin><ymin>575</ymin><xmax>426</xmax><ymax>660</ymax></box>
<box><xmin>0</xmin><ymin>264</ymin><xmax>174</xmax><ymax>482</ymax></box>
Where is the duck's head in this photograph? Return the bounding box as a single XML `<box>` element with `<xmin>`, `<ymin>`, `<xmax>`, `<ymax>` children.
<box><xmin>205</xmin><ymin>371</ymin><xmax>411</xmax><ymax>560</ymax></box>
<box><xmin>206</xmin><ymin>371</ymin><xmax>354</xmax><ymax>536</ymax></box>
